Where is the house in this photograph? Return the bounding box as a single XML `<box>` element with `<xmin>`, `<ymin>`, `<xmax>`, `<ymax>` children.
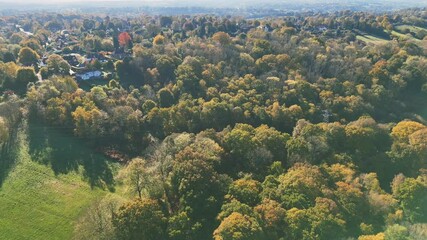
<box><xmin>318</xmin><ymin>25</ymin><xmax>328</xmax><ymax>32</ymax></box>
<box><xmin>76</xmin><ymin>70</ymin><xmax>103</xmax><ymax>81</ymax></box>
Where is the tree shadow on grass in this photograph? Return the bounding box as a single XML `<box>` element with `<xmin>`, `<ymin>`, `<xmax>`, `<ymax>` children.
<box><xmin>0</xmin><ymin>127</ymin><xmax>19</xmax><ymax>187</ymax></box>
<box><xmin>28</xmin><ymin>121</ymin><xmax>115</xmax><ymax>191</ymax></box>
<box><xmin>82</xmin><ymin>153</ymin><xmax>115</xmax><ymax>191</ymax></box>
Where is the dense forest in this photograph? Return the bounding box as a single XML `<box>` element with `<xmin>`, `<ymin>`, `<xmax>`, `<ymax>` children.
<box><xmin>0</xmin><ymin>7</ymin><xmax>427</xmax><ymax>240</ymax></box>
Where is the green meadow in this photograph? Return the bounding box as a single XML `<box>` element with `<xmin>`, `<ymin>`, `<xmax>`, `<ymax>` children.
<box><xmin>0</xmin><ymin>125</ymin><xmax>120</xmax><ymax>240</ymax></box>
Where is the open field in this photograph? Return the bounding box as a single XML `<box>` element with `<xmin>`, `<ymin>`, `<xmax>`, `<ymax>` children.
<box><xmin>395</xmin><ymin>25</ymin><xmax>427</xmax><ymax>35</ymax></box>
<box><xmin>391</xmin><ymin>30</ymin><xmax>414</xmax><ymax>40</ymax></box>
<box><xmin>356</xmin><ymin>34</ymin><xmax>389</xmax><ymax>44</ymax></box>
<box><xmin>0</xmin><ymin>128</ymin><xmax>120</xmax><ymax>240</ymax></box>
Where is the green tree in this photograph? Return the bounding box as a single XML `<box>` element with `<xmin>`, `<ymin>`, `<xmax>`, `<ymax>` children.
<box><xmin>392</xmin><ymin>176</ymin><xmax>427</xmax><ymax>222</ymax></box>
<box><xmin>18</xmin><ymin>47</ymin><xmax>40</xmax><ymax>66</ymax></box>
<box><xmin>227</xmin><ymin>178</ymin><xmax>262</xmax><ymax>206</ymax></box>
<box><xmin>47</xmin><ymin>54</ymin><xmax>71</xmax><ymax>76</ymax></box>
<box><xmin>275</xmin><ymin>163</ymin><xmax>327</xmax><ymax>209</ymax></box>
<box><xmin>167</xmin><ymin>211</ymin><xmax>201</xmax><ymax>240</ymax></box>
<box><xmin>156</xmin><ymin>55</ymin><xmax>177</xmax><ymax>83</ymax></box>
<box><xmin>170</xmin><ymin>158</ymin><xmax>228</xmax><ymax>232</ymax></box>
<box><xmin>15</xmin><ymin>67</ymin><xmax>38</xmax><ymax>93</ymax></box>
<box><xmin>384</xmin><ymin>224</ymin><xmax>411</xmax><ymax>240</ymax></box>
<box><xmin>119</xmin><ymin>158</ymin><xmax>161</xmax><ymax>199</ymax></box>
<box><xmin>158</xmin><ymin>88</ymin><xmax>175</xmax><ymax>108</ymax></box>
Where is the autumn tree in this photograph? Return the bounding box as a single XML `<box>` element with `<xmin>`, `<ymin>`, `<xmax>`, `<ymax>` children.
<box><xmin>213</xmin><ymin>212</ymin><xmax>263</xmax><ymax>240</ymax></box>
<box><xmin>254</xmin><ymin>199</ymin><xmax>286</xmax><ymax>239</ymax></box>
<box><xmin>113</xmin><ymin>198</ymin><xmax>167</xmax><ymax>240</ymax></box>
<box><xmin>153</xmin><ymin>34</ymin><xmax>165</xmax><ymax>45</ymax></box>
<box><xmin>118</xmin><ymin>32</ymin><xmax>132</xmax><ymax>49</ymax></box>
<box><xmin>213</xmin><ymin>32</ymin><xmax>231</xmax><ymax>46</ymax></box>
<box><xmin>227</xmin><ymin>178</ymin><xmax>262</xmax><ymax>206</ymax></box>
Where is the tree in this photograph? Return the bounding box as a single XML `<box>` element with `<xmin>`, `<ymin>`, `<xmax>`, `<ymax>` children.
<box><xmin>212</xmin><ymin>32</ymin><xmax>231</xmax><ymax>46</ymax></box>
<box><xmin>384</xmin><ymin>224</ymin><xmax>411</xmax><ymax>240</ymax></box>
<box><xmin>113</xmin><ymin>198</ymin><xmax>167</xmax><ymax>240</ymax></box>
<box><xmin>118</xmin><ymin>32</ymin><xmax>132</xmax><ymax>48</ymax></box>
<box><xmin>158</xmin><ymin>88</ymin><xmax>175</xmax><ymax>108</ymax></box>
<box><xmin>389</xmin><ymin>121</ymin><xmax>427</xmax><ymax>176</ymax></box>
<box><xmin>156</xmin><ymin>55</ymin><xmax>177</xmax><ymax>83</ymax></box>
<box><xmin>227</xmin><ymin>178</ymin><xmax>262</xmax><ymax>206</ymax></box>
<box><xmin>45</xmin><ymin>97</ymin><xmax>68</xmax><ymax>126</ymax></box>
<box><xmin>306</xmin><ymin>198</ymin><xmax>347</xmax><ymax>240</ymax></box>
<box><xmin>15</xmin><ymin>67</ymin><xmax>38</xmax><ymax>93</ymax></box>
<box><xmin>73</xmin><ymin>196</ymin><xmax>123</xmax><ymax>240</ymax></box>
<box><xmin>286</xmin><ymin>198</ymin><xmax>346</xmax><ymax>240</ymax></box>
<box><xmin>20</xmin><ymin>38</ymin><xmax>42</xmax><ymax>54</ymax></box>
<box><xmin>167</xmin><ymin>211</ymin><xmax>201</xmax><ymax>240</ymax></box>
<box><xmin>153</xmin><ymin>34</ymin><xmax>165</xmax><ymax>45</ymax></box>
<box><xmin>83</xmin><ymin>36</ymin><xmax>102</xmax><ymax>52</ymax></box>
<box><xmin>275</xmin><ymin>163</ymin><xmax>327</xmax><ymax>209</ymax></box>
<box><xmin>392</xmin><ymin>176</ymin><xmax>427</xmax><ymax>222</ymax></box>
<box><xmin>223</xmin><ymin>124</ymin><xmax>262</xmax><ymax>173</ymax></box>
<box><xmin>254</xmin><ymin>199</ymin><xmax>286</xmax><ymax>239</ymax></box>
<box><xmin>47</xmin><ymin>54</ymin><xmax>71</xmax><ymax>76</ymax></box>
<box><xmin>160</xmin><ymin>16</ymin><xmax>173</xmax><ymax>27</ymax></box>
<box><xmin>217</xmin><ymin>199</ymin><xmax>254</xmax><ymax>222</ymax></box>
<box><xmin>170</xmin><ymin>158</ymin><xmax>228</xmax><ymax>232</ymax></box>
<box><xmin>200</xmin><ymin>99</ymin><xmax>231</xmax><ymax>130</ymax></box>
<box><xmin>119</xmin><ymin>158</ymin><xmax>160</xmax><ymax>199</ymax></box>
<box><xmin>358</xmin><ymin>233</ymin><xmax>385</xmax><ymax>240</ymax></box>
<box><xmin>18</xmin><ymin>47</ymin><xmax>39</xmax><ymax>66</ymax></box>
<box><xmin>254</xmin><ymin>125</ymin><xmax>289</xmax><ymax>163</ymax></box>
<box><xmin>391</xmin><ymin>121</ymin><xmax>426</xmax><ymax>143</ymax></box>
<box><xmin>213</xmin><ymin>212</ymin><xmax>263</xmax><ymax>240</ymax></box>
<box><xmin>72</xmin><ymin>105</ymin><xmax>107</xmax><ymax>139</ymax></box>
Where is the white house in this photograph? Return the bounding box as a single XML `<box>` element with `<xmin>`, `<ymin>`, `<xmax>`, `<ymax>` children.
<box><xmin>76</xmin><ymin>70</ymin><xmax>102</xmax><ymax>81</ymax></box>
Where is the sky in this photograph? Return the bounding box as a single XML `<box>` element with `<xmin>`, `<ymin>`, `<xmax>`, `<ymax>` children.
<box><xmin>1</xmin><ymin>0</ymin><xmax>426</xmax><ymax>9</ymax></box>
<box><xmin>5</xmin><ymin>0</ymin><xmax>426</xmax><ymax>3</ymax></box>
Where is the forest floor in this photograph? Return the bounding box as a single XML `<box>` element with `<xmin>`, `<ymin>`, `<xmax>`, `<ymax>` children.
<box><xmin>0</xmin><ymin>126</ymin><xmax>121</xmax><ymax>240</ymax></box>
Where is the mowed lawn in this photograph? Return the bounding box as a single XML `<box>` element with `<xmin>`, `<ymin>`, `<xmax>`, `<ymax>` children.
<box><xmin>0</xmin><ymin>132</ymin><xmax>109</xmax><ymax>240</ymax></box>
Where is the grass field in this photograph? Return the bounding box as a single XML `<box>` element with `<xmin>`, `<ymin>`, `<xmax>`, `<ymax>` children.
<box><xmin>395</xmin><ymin>25</ymin><xmax>427</xmax><ymax>35</ymax></box>
<box><xmin>391</xmin><ymin>30</ymin><xmax>413</xmax><ymax>40</ymax></box>
<box><xmin>0</xmin><ymin>127</ymin><xmax>120</xmax><ymax>240</ymax></box>
<box><xmin>356</xmin><ymin>34</ymin><xmax>389</xmax><ymax>44</ymax></box>
<box><xmin>356</xmin><ymin>29</ymin><xmax>427</xmax><ymax>50</ymax></box>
